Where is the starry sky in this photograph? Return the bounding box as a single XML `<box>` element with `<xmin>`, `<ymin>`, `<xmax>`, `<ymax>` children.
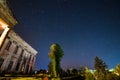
<box><xmin>8</xmin><ymin>0</ymin><xmax>120</xmax><ymax>70</ymax></box>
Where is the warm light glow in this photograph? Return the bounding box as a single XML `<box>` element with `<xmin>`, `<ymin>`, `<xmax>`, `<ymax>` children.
<box><xmin>0</xmin><ymin>18</ymin><xmax>8</xmax><ymax>29</ymax></box>
<box><xmin>0</xmin><ymin>18</ymin><xmax>9</xmax><ymax>47</ymax></box>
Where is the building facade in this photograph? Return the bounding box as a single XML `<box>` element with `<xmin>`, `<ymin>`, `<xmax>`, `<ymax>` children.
<box><xmin>0</xmin><ymin>0</ymin><xmax>17</xmax><ymax>48</ymax></box>
<box><xmin>0</xmin><ymin>0</ymin><xmax>38</xmax><ymax>74</ymax></box>
<box><xmin>0</xmin><ymin>30</ymin><xmax>37</xmax><ymax>73</ymax></box>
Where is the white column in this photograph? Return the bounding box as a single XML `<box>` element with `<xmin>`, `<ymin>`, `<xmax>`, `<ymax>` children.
<box><xmin>24</xmin><ymin>51</ymin><xmax>30</xmax><ymax>73</ymax></box>
<box><xmin>1</xmin><ymin>55</ymin><xmax>11</xmax><ymax>71</ymax></box>
<box><xmin>28</xmin><ymin>55</ymin><xmax>33</xmax><ymax>73</ymax></box>
<box><xmin>0</xmin><ymin>27</ymin><xmax>10</xmax><ymax>48</ymax></box>
<box><xmin>19</xmin><ymin>50</ymin><xmax>26</xmax><ymax>72</ymax></box>
<box><xmin>18</xmin><ymin>57</ymin><xmax>24</xmax><ymax>72</ymax></box>
<box><xmin>11</xmin><ymin>47</ymin><xmax>21</xmax><ymax>71</ymax></box>
<box><xmin>32</xmin><ymin>56</ymin><xmax>36</xmax><ymax>71</ymax></box>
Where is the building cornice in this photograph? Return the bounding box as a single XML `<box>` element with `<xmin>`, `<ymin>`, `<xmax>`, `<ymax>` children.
<box><xmin>0</xmin><ymin>0</ymin><xmax>17</xmax><ymax>28</ymax></box>
<box><xmin>8</xmin><ymin>30</ymin><xmax>38</xmax><ymax>55</ymax></box>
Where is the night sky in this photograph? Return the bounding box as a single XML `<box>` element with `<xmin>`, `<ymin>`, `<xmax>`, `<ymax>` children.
<box><xmin>8</xmin><ymin>0</ymin><xmax>120</xmax><ymax>70</ymax></box>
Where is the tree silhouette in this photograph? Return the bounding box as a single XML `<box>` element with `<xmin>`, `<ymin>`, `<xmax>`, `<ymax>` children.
<box><xmin>48</xmin><ymin>43</ymin><xmax>64</xmax><ymax>77</ymax></box>
<box><xmin>94</xmin><ymin>56</ymin><xmax>108</xmax><ymax>80</ymax></box>
<box><xmin>114</xmin><ymin>64</ymin><xmax>120</xmax><ymax>76</ymax></box>
<box><xmin>85</xmin><ymin>67</ymin><xmax>95</xmax><ymax>80</ymax></box>
<box><xmin>48</xmin><ymin>61</ymin><xmax>53</xmax><ymax>75</ymax></box>
<box><xmin>106</xmin><ymin>72</ymin><xmax>120</xmax><ymax>80</ymax></box>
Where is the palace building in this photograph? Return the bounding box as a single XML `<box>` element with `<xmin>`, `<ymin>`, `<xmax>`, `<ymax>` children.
<box><xmin>0</xmin><ymin>0</ymin><xmax>37</xmax><ymax>73</ymax></box>
<box><xmin>0</xmin><ymin>30</ymin><xmax>37</xmax><ymax>73</ymax></box>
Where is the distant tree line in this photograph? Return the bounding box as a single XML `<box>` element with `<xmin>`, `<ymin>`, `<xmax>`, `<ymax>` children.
<box><xmin>46</xmin><ymin>43</ymin><xmax>120</xmax><ymax>80</ymax></box>
<box><xmin>47</xmin><ymin>56</ymin><xmax>120</xmax><ymax>80</ymax></box>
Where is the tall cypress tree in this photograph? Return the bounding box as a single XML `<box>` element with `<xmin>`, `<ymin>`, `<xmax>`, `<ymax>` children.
<box><xmin>94</xmin><ymin>56</ymin><xmax>108</xmax><ymax>80</ymax></box>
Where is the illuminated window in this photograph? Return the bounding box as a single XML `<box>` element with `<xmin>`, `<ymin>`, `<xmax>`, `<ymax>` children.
<box><xmin>5</xmin><ymin>40</ymin><xmax>12</xmax><ymax>50</ymax></box>
<box><xmin>13</xmin><ymin>46</ymin><xmax>19</xmax><ymax>54</ymax></box>
<box><xmin>0</xmin><ymin>57</ymin><xmax>4</xmax><ymax>67</ymax></box>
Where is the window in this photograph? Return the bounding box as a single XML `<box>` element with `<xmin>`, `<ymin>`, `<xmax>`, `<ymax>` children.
<box><xmin>0</xmin><ymin>58</ymin><xmax>4</xmax><ymax>67</ymax></box>
<box><xmin>15</xmin><ymin>62</ymin><xmax>20</xmax><ymax>71</ymax></box>
<box><xmin>29</xmin><ymin>55</ymin><xmax>32</xmax><ymax>61</ymax></box>
<box><xmin>20</xmin><ymin>50</ymin><xmax>24</xmax><ymax>57</ymax></box>
<box><xmin>6</xmin><ymin>61</ymin><xmax>13</xmax><ymax>71</ymax></box>
<box><xmin>19</xmin><ymin>49</ymin><xmax>24</xmax><ymax>60</ymax></box>
<box><xmin>13</xmin><ymin>46</ymin><xmax>19</xmax><ymax>54</ymax></box>
<box><xmin>5</xmin><ymin>40</ymin><xmax>12</xmax><ymax>50</ymax></box>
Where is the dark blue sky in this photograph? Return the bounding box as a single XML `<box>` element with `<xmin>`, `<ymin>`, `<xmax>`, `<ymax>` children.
<box><xmin>9</xmin><ymin>0</ymin><xmax>120</xmax><ymax>70</ymax></box>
